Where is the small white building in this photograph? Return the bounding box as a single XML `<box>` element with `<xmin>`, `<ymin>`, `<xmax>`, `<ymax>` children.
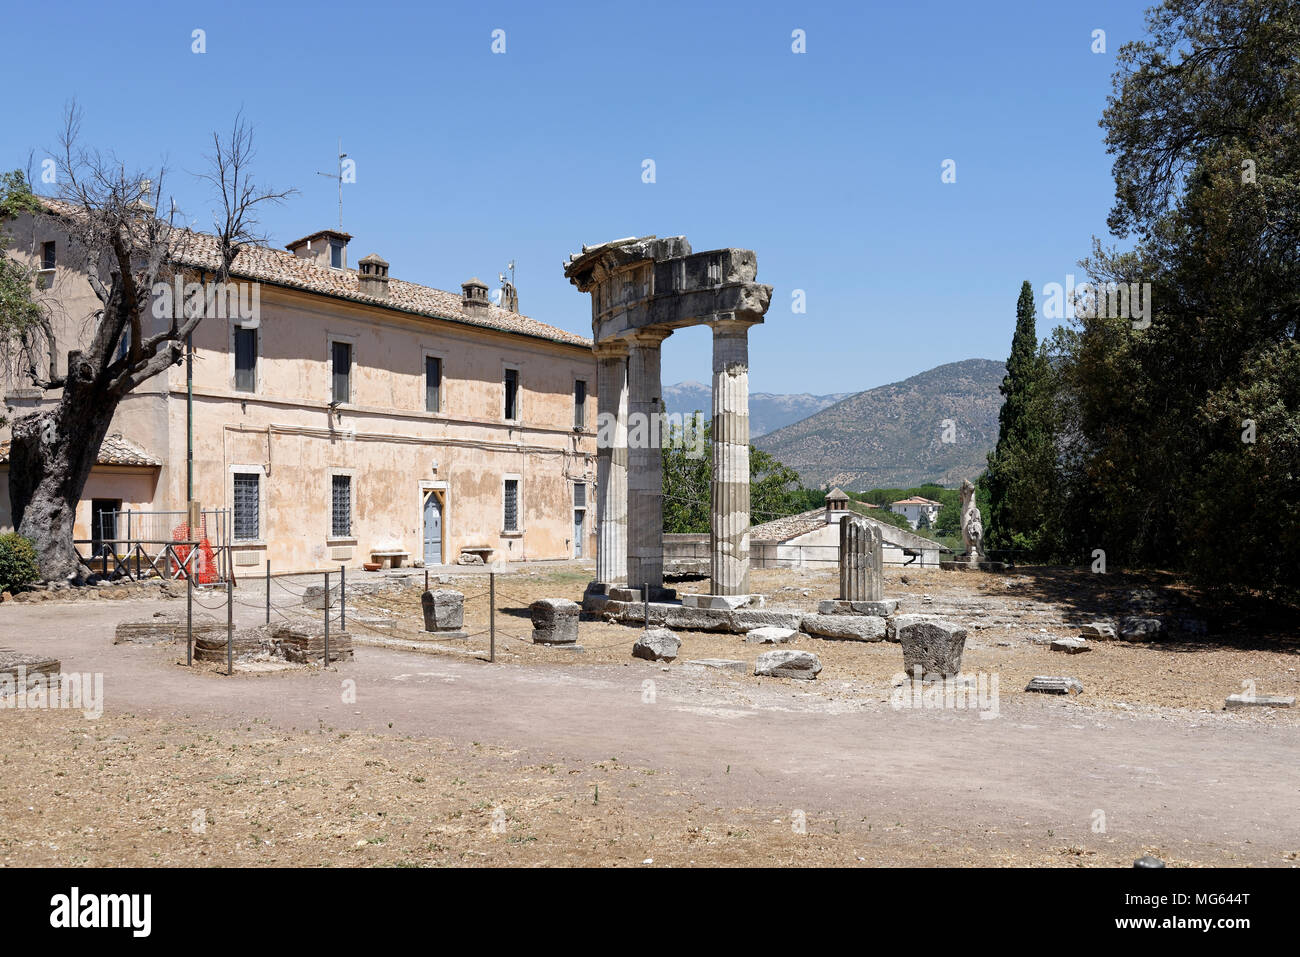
<box><xmin>889</xmin><ymin>496</ymin><xmax>942</xmax><ymax>530</ymax></box>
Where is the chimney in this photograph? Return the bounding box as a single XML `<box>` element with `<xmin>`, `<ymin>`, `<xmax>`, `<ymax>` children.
<box><xmin>357</xmin><ymin>253</ymin><xmax>390</xmax><ymax>299</ymax></box>
<box><xmin>286</xmin><ymin>229</ymin><xmax>352</xmax><ymax>270</ymax></box>
<box><xmin>461</xmin><ymin>277</ymin><xmax>490</xmax><ymax>317</ymax></box>
<box><xmin>824</xmin><ymin>487</ymin><xmax>851</xmax><ymax>523</ymax></box>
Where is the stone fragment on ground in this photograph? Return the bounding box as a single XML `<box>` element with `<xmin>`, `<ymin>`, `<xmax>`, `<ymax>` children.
<box><xmin>894</xmin><ymin>616</ymin><xmax>967</xmax><ymax>679</ymax></box>
<box><xmin>1225</xmin><ymin>693</ymin><xmax>1294</xmax><ymax>709</ymax></box>
<box><xmin>1050</xmin><ymin>637</ymin><xmax>1091</xmax><ymax>654</ymax></box>
<box><xmin>801</xmin><ymin>614</ymin><xmax>885</xmax><ymax>642</ymax></box>
<box><xmin>1079</xmin><ymin>621</ymin><xmax>1116</xmax><ymax>640</ymax></box>
<box><xmin>1118</xmin><ymin>616</ymin><xmax>1164</xmax><ymax>641</ymax></box>
<box><xmin>632</xmin><ymin>628</ymin><xmax>681</xmax><ymax>662</ymax></box>
<box><xmin>1025</xmin><ymin>676</ymin><xmax>1084</xmax><ymax>695</ymax></box>
<box><xmin>817</xmin><ymin>599</ymin><xmax>898</xmax><ymax>617</ymax></box>
<box><xmin>744</xmin><ymin>626</ymin><xmax>798</xmax><ymax>644</ymax></box>
<box><xmin>685</xmin><ymin>659</ymin><xmax>747</xmax><ymax>673</ymax></box>
<box><xmin>754</xmin><ymin>649</ymin><xmax>822</xmax><ymax>680</ymax></box>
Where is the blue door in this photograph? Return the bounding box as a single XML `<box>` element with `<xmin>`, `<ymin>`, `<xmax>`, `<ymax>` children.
<box><xmin>423</xmin><ymin>493</ymin><xmax>442</xmax><ymax>565</ymax></box>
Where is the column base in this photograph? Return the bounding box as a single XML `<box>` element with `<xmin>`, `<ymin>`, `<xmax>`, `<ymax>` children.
<box><xmin>818</xmin><ymin>599</ymin><xmax>899</xmax><ymax>616</ymax></box>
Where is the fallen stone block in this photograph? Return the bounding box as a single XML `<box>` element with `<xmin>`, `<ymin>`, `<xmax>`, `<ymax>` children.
<box><xmin>1079</xmin><ymin>621</ymin><xmax>1117</xmax><ymax>640</ymax></box>
<box><xmin>817</xmin><ymin>599</ymin><xmax>899</xmax><ymax>617</ymax></box>
<box><xmin>754</xmin><ymin>649</ymin><xmax>822</xmax><ymax>680</ymax></box>
<box><xmin>1118</xmin><ymin>616</ymin><xmax>1164</xmax><ymax>641</ymax></box>
<box><xmin>896</xmin><ymin>616</ymin><xmax>967</xmax><ymax>679</ymax></box>
<box><xmin>1225</xmin><ymin>693</ymin><xmax>1294</xmax><ymax>709</ymax></box>
<box><xmin>1025</xmin><ymin>676</ymin><xmax>1084</xmax><ymax>695</ymax></box>
<box><xmin>1051</xmin><ymin>637</ymin><xmax>1091</xmax><ymax>654</ymax></box>
<box><xmin>681</xmin><ymin>593</ymin><xmax>764</xmax><ymax>610</ymax></box>
<box><xmin>114</xmin><ymin>612</ymin><xmax>221</xmax><ymax>645</ymax></box>
<box><xmin>802</xmin><ymin>613</ymin><xmax>886</xmax><ymax>642</ymax></box>
<box><xmin>530</xmin><ymin>598</ymin><xmax>581</xmax><ymax>645</ymax></box>
<box><xmin>685</xmin><ymin>659</ymin><xmax>747</xmax><ymax>674</ymax></box>
<box><xmin>632</xmin><ymin>628</ymin><xmax>681</xmax><ymax>662</ymax></box>
<box><xmin>731</xmin><ymin>609</ymin><xmax>804</xmax><ymax>632</ymax></box>
<box><xmin>0</xmin><ymin>652</ymin><xmax>61</xmax><ymax>694</ymax></box>
<box><xmin>744</xmin><ymin>626</ymin><xmax>798</xmax><ymax>644</ymax></box>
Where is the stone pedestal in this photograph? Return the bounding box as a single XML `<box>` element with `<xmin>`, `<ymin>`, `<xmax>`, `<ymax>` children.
<box><xmin>839</xmin><ymin>517</ymin><xmax>883</xmax><ymax>602</ymax></box>
<box><xmin>710</xmin><ymin>319</ymin><xmax>752</xmax><ymax>597</ymax></box>
<box><xmin>627</xmin><ymin>331</ymin><xmax>669</xmax><ymax>591</ymax></box>
<box><xmin>529</xmin><ymin>598</ymin><xmax>582</xmax><ymax>649</ymax></box>
<box><xmin>421</xmin><ymin>589</ymin><xmax>468</xmax><ymax>639</ymax></box>
<box><xmin>593</xmin><ymin>343</ymin><xmax>629</xmax><ymax>591</ymax></box>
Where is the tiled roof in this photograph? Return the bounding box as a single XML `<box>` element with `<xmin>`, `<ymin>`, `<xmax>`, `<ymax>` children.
<box><xmin>750</xmin><ymin>508</ymin><xmax>828</xmax><ymax>543</ymax></box>
<box><xmin>0</xmin><ymin>433</ymin><xmax>160</xmax><ymax>468</ymax></box>
<box><xmin>892</xmin><ymin>497</ymin><xmax>942</xmax><ymax>506</ymax></box>
<box><xmin>35</xmin><ymin>198</ymin><xmax>591</xmax><ymax>349</ymax></box>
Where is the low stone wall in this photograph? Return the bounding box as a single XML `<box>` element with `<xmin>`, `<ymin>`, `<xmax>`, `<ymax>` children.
<box><xmin>7</xmin><ymin>579</ymin><xmax>187</xmax><ymax>604</ymax></box>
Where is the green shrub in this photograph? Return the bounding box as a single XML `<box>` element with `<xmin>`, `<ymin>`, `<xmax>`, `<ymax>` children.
<box><xmin>0</xmin><ymin>532</ymin><xmax>39</xmax><ymax>591</ymax></box>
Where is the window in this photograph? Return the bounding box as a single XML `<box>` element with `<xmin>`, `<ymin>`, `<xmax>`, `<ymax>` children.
<box><xmin>41</xmin><ymin>241</ymin><xmax>56</xmax><ymax>270</ymax></box>
<box><xmin>574</xmin><ymin>379</ymin><xmax>587</xmax><ymax>430</ymax></box>
<box><xmin>329</xmin><ymin>240</ymin><xmax>343</xmax><ymax>269</ymax></box>
<box><xmin>574</xmin><ymin>483</ymin><xmax>586</xmax><ymax>508</ymax></box>
<box><xmin>233</xmin><ymin>472</ymin><xmax>260</xmax><ymax>541</ymax></box>
<box><xmin>503</xmin><ymin>479</ymin><xmax>519</xmax><ymax>533</ymax></box>
<box><xmin>504</xmin><ymin>368</ymin><xmax>519</xmax><ymax>420</ymax></box>
<box><xmin>332</xmin><ymin>340</ymin><xmax>352</xmax><ymax>404</ymax></box>
<box><xmin>331</xmin><ymin>474</ymin><xmax>352</xmax><ymax>538</ymax></box>
<box><xmin>234</xmin><ymin>326</ymin><xmax>257</xmax><ymax>392</ymax></box>
<box><xmin>425</xmin><ymin>355</ymin><xmax>442</xmax><ymax>412</ymax></box>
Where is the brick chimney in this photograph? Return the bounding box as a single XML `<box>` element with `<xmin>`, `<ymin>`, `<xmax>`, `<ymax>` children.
<box><xmin>461</xmin><ymin>277</ymin><xmax>490</xmax><ymax>317</ymax></box>
<box><xmin>358</xmin><ymin>253</ymin><xmax>390</xmax><ymax>299</ymax></box>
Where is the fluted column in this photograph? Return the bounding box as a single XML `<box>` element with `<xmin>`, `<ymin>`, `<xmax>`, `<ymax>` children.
<box><xmin>711</xmin><ymin>319</ymin><xmax>752</xmax><ymax>596</ymax></box>
<box><xmin>839</xmin><ymin>517</ymin><xmax>883</xmax><ymax>602</ymax></box>
<box><xmin>594</xmin><ymin>344</ymin><xmax>629</xmax><ymax>585</ymax></box>
<box><xmin>627</xmin><ymin>330</ymin><xmax>669</xmax><ymax>591</ymax></box>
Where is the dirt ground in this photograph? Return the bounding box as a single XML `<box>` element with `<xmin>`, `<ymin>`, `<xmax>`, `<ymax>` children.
<box><xmin>0</xmin><ymin>561</ymin><xmax>1297</xmax><ymax>867</ymax></box>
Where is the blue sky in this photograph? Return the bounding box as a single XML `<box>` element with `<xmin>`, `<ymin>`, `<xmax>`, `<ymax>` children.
<box><xmin>0</xmin><ymin>0</ymin><xmax>1149</xmax><ymax>394</ymax></box>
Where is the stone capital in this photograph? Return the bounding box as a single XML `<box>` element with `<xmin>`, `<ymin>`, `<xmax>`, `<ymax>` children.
<box><xmin>593</xmin><ymin>341</ymin><xmax>629</xmax><ymax>360</ymax></box>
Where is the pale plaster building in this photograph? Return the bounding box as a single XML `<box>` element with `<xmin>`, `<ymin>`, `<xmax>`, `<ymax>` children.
<box><xmin>888</xmin><ymin>496</ymin><xmax>942</xmax><ymax>530</ymax></box>
<box><xmin>1</xmin><ymin>207</ymin><xmax>598</xmax><ymax>574</ymax></box>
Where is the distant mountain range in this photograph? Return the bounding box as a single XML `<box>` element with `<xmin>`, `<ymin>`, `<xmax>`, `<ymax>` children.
<box><xmin>751</xmin><ymin>359</ymin><xmax>1006</xmax><ymax>491</ymax></box>
<box><xmin>661</xmin><ymin>381</ymin><xmax>853</xmax><ymax>437</ymax></box>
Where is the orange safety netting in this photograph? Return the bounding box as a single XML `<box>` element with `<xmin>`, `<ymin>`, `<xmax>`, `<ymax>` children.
<box><xmin>170</xmin><ymin>523</ymin><xmax>219</xmax><ymax>584</ymax></box>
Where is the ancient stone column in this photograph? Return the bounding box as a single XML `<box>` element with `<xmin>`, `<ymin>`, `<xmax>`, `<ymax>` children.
<box><xmin>594</xmin><ymin>343</ymin><xmax>629</xmax><ymax>586</ymax></box>
<box><xmin>627</xmin><ymin>330</ymin><xmax>669</xmax><ymax>591</ymax></box>
<box><xmin>839</xmin><ymin>517</ymin><xmax>883</xmax><ymax>602</ymax></box>
<box><xmin>710</xmin><ymin>319</ymin><xmax>752</xmax><ymax>596</ymax></box>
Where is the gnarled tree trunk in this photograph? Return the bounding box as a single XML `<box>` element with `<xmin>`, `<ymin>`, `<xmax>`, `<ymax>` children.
<box><xmin>9</xmin><ymin>350</ymin><xmax>122</xmax><ymax>582</ymax></box>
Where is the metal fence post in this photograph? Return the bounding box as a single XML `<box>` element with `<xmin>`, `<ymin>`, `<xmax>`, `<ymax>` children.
<box><xmin>489</xmin><ymin>571</ymin><xmax>496</xmax><ymax>663</ymax></box>
<box><xmin>226</xmin><ymin>576</ymin><xmax>233</xmax><ymax>676</ymax></box>
<box><xmin>323</xmin><ymin>570</ymin><xmax>330</xmax><ymax>669</ymax></box>
<box><xmin>340</xmin><ymin>564</ymin><xmax>346</xmax><ymax>630</ymax></box>
<box><xmin>643</xmin><ymin>581</ymin><xmax>649</xmax><ymax>631</ymax></box>
<box><xmin>265</xmin><ymin>560</ymin><xmax>271</xmax><ymax>625</ymax></box>
<box><xmin>186</xmin><ymin>566</ymin><xmax>193</xmax><ymax>667</ymax></box>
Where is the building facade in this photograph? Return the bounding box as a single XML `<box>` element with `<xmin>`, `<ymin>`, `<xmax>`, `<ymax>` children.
<box><xmin>1</xmin><ymin>210</ymin><xmax>598</xmax><ymax>574</ymax></box>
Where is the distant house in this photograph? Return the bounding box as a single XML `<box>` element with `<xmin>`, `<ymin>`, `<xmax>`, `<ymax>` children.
<box><xmin>889</xmin><ymin>496</ymin><xmax>942</xmax><ymax>529</ymax></box>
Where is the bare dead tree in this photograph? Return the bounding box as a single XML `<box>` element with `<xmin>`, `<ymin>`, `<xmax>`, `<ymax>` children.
<box><xmin>6</xmin><ymin>104</ymin><xmax>293</xmax><ymax>582</ymax></box>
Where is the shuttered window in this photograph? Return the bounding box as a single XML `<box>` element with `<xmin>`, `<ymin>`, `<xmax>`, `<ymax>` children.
<box><xmin>574</xmin><ymin>379</ymin><xmax>587</xmax><ymax>429</ymax></box>
<box><xmin>503</xmin><ymin>479</ymin><xmax>519</xmax><ymax>532</ymax></box>
<box><xmin>504</xmin><ymin>368</ymin><xmax>518</xmax><ymax>420</ymax></box>
<box><xmin>233</xmin><ymin>472</ymin><xmax>260</xmax><ymax>541</ymax></box>
<box><xmin>425</xmin><ymin>356</ymin><xmax>441</xmax><ymax>412</ymax></box>
<box><xmin>234</xmin><ymin>326</ymin><xmax>256</xmax><ymax>392</ymax></box>
<box><xmin>574</xmin><ymin>482</ymin><xmax>586</xmax><ymax>507</ymax></box>
<box><xmin>331</xmin><ymin>474</ymin><xmax>352</xmax><ymax>538</ymax></box>
<box><xmin>332</xmin><ymin>340</ymin><xmax>351</xmax><ymax>403</ymax></box>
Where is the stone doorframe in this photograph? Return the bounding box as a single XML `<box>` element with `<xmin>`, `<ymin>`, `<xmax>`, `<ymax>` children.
<box><xmin>565</xmin><ymin>236</ymin><xmax>772</xmax><ymax>599</ymax></box>
<box><xmin>418</xmin><ymin>481</ymin><xmax>448</xmax><ymax>566</ymax></box>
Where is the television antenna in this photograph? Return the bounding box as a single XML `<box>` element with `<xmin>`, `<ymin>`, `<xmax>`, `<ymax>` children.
<box><xmin>316</xmin><ymin>139</ymin><xmax>348</xmax><ymax>229</ymax></box>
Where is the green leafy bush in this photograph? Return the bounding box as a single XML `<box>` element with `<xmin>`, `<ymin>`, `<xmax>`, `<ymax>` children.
<box><xmin>0</xmin><ymin>532</ymin><xmax>39</xmax><ymax>591</ymax></box>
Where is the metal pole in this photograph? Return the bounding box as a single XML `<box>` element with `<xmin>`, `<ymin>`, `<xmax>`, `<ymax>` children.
<box><xmin>643</xmin><ymin>580</ymin><xmax>649</xmax><ymax>631</ymax></box>
<box><xmin>186</xmin><ymin>562</ymin><xmax>193</xmax><ymax>666</ymax></box>
<box><xmin>265</xmin><ymin>560</ymin><xmax>271</xmax><ymax>624</ymax></box>
<box><xmin>489</xmin><ymin>572</ymin><xmax>496</xmax><ymax>663</ymax></box>
<box><xmin>323</xmin><ymin>571</ymin><xmax>330</xmax><ymax>669</ymax></box>
<box><xmin>425</xmin><ymin>568</ymin><xmax>429</xmax><ymax>593</ymax></box>
<box><xmin>226</xmin><ymin>576</ymin><xmax>233</xmax><ymax>676</ymax></box>
<box><xmin>340</xmin><ymin>564</ymin><xmax>346</xmax><ymax>630</ymax></box>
